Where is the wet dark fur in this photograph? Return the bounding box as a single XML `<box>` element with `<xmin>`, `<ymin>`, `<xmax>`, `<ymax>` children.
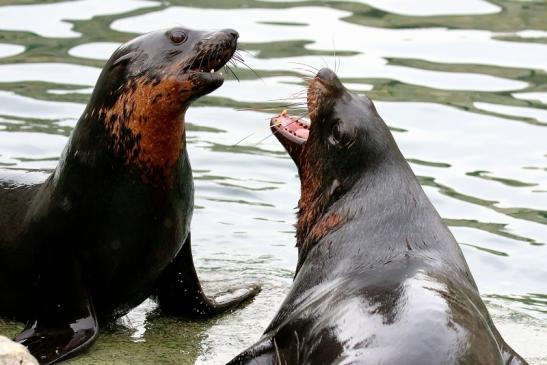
<box><xmin>0</xmin><ymin>27</ymin><xmax>258</xmax><ymax>364</ymax></box>
<box><xmin>229</xmin><ymin>68</ymin><xmax>527</xmax><ymax>365</ymax></box>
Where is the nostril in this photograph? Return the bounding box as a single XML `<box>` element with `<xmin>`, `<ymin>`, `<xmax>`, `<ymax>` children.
<box><xmin>223</xmin><ymin>28</ymin><xmax>239</xmax><ymax>40</ymax></box>
<box><xmin>317</xmin><ymin>68</ymin><xmax>335</xmax><ymax>81</ymax></box>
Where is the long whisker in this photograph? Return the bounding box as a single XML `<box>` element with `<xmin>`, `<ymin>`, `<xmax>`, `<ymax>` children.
<box><xmin>293</xmin><ymin>67</ymin><xmax>317</xmax><ymax>76</ymax></box>
<box><xmin>259</xmin><ymin>92</ymin><xmax>307</xmax><ymax>103</ymax></box>
<box><xmin>225</xmin><ymin>65</ymin><xmax>240</xmax><ymax>82</ymax></box>
<box><xmin>233</xmin><ymin>50</ymin><xmax>264</xmax><ymax>81</ymax></box>
<box><xmin>258</xmin><ymin>99</ymin><xmax>307</xmax><ymax>104</ymax></box>
<box><xmin>237</xmin><ymin>48</ymin><xmax>255</xmax><ymax>56</ymax></box>
<box><xmin>254</xmin><ymin>134</ymin><xmax>275</xmax><ymax>146</ymax></box>
<box><xmin>332</xmin><ymin>35</ymin><xmax>340</xmax><ymax>73</ymax></box>
<box><xmin>320</xmin><ymin>56</ymin><xmax>329</xmax><ymax>69</ymax></box>
<box><xmin>197</xmin><ymin>52</ymin><xmax>206</xmax><ymax>72</ymax></box>
<box><xmin>240</xmin><ymin>61</ymin><xmax>264</xmax><ymax>81</ymax></box>
<box><xmin>238</xmin><ymin>103</ymin><xmax>308</xmax><ymax>112</ymax></box>
<box><xmin>228</xmin><ymin>59</ymin><xmax>239</xmax><ymax>69</ymax></box>
<box><xmin>289</xmin><ymin>62</ymin><xmax>320</xmax><ymax>72</ymax></box>
<box><xmin>232</xmin><ymin>132</ymin><xmax>256</xmax><ymax>147</ymax></box>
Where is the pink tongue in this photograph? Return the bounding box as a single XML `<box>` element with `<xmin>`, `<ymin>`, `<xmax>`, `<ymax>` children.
<box><xmin>295</xmin><ymin>129</ymin><xmax>309</xmax><ymax>139</ymax></box>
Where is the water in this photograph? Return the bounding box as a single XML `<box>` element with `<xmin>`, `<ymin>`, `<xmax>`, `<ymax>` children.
<box><xmin>0</xmin><ymin>0</ymin><xmax>545</xmax><ymax>364</ymax></box>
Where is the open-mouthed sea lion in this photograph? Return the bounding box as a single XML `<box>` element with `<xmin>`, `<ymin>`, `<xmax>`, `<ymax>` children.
<box><xmin>229</xmin><ymin>68</ymin><xmax>527</xmax><ymax>365</ymax></box>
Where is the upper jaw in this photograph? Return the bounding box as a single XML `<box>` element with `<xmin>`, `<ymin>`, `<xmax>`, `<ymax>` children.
<box><xmin>187</xmin><ymin>48</ymin><xmax>233</xmax><ymax>75</ymax></box>
<box><xmin>307</xmin><ymin>68</ymin><xmax>344</xmax><ymax>123</ymax></box>
<box><xmin>183</xmin><ymin>35</ymin><xmax>237</xmax><ymax>86</ymax></box>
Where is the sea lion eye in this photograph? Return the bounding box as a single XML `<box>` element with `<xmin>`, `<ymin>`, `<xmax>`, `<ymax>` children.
<box><xmin>169</xmin><ymin>30</ymin><xmax>187</xmax><ymax>44</ymax></box>
<box><xmin>329</xmin><ymin>123</ymin><xmax>342</xmax><ymax>146</ymax></box>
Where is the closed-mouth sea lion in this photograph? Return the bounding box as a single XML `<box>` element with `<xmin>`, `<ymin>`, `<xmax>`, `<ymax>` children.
<box><xmin>228</xmin><ymin>68</ymin><xmax>527</xmax><ymax>365</ymax></box>
<box><xmin>0</xmin><ymin>27</ymin><xmax>259</xmax><ymax>364</ymax></box>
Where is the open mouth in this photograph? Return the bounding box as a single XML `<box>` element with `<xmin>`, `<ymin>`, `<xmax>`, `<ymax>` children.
<box><xmin>187</xmin><ymin>47</ymin><xmax>235</xmax><ymax>80</ymax></box>
<box><xmin>270</xmin><ymin>68</ymin><xmax>342</xmax><ymax>165</ymax></box>
<box><xmin>270</xmin><ymin>110</ymin><xmax>310</xmax><ymax>145</ymax></box>
<box><xmin>270</xmin><ymin>69</ymin><xmax>334</xmax><ymax>151</ymax></box>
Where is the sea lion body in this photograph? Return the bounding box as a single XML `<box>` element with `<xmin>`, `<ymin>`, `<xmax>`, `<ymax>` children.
<box><xmin>0</xmin><ymin>154</ymin><xmax>192</xmax><ymax>319</ymax></box>
<box><xmin>0</xmin><ymin>27</ymin><xmax>258</xmax><ymax>364</ymax></box>
<box><xmin>229</xmin><ymin>69</ymin><xmax>527</xmax><ymax>365</ymax></box>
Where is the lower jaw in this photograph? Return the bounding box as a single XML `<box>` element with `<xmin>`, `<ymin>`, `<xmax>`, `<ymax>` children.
<box><xmin>190</xmin><ymin>77</ymin><xmax>224</xmax><ymax>97</ymax></box>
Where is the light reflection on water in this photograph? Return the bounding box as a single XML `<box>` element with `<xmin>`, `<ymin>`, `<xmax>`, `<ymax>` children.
<box><xmin>0</xmin><ymin>0</ymin><xmax>545</xmax><ymax>364</ymax></box>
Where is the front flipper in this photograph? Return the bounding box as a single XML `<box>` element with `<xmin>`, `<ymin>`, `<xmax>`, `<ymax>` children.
<box><xmin>157</xmin><ymin>233</ymin><xmax>260</xmax><ymax>317</ymax></box>
<box><xmin>15</xmin><ymin>258</ymin><xmax>98</xmax><ymax>364</ymax></box>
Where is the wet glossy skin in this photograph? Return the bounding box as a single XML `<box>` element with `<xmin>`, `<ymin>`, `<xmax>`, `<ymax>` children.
<box><xmin>229</xmin><ymin>68</ymin><xmax>527</xmax><ymax>365</ymax></box>
<box><xmin>0</xmin><ymin>27</ymin><xmax>258</xmax><ymax>364</ymax></box>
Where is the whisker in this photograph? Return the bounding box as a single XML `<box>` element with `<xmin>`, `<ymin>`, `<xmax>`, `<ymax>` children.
<box><xmin>289</xmin><ymin>62</ymin><xmax>320</xmax><ymax>73</ymax></box>
<box><xmin>253</xmin><ymin>133</ymin><xmax>275</xmax><ymax>146</ymax></box>
<box><xmin>293</xmin><ymin>67</ymin><xmax>317</xmax><ymax>76</ymax></box>
<box><xmin>240</xmin><ymin>61</ymin><xmax>263</xmax><ymax>81</ymax></box>
<box><xmin>237</xmin><ymin>103</ymin><xmax>307</xmax><ymax>112</ymax></box>
<box><xmin>231</xmin><ymin>50</ymin><xmax>264</xmax><ymax>81</ymax></box>
<box><xmin>237</xmin><ymin>48</ymin><xmax>255</xmax><ymax>56</ymax></box>
<box><xmin>197</xmin><ymin>53</ymin><xmax>206</xmax><ymax>72</ymax></box>
<box><xmin>330</xmin><ymin>34</ymin><xmax>341</xmax><ymax>74</ymax></box>
<box><xmin>232</xmin><ymin>54</ymin><xmax>244</xmax><ymax>63</ymax></box>
<box><xmin>225</xmin><ymin>65</ymin><xmax>240</xmax><ymax>82</ymax></box>
<box><xmin>320</xmin><ymin>56</ymin><xmax>328</xmax><ymax>69</ymax></box>
<box><xmin>232</xmin><ymin>132</ymin><xmax>256</xmax><ymax>147</ymax></box>
<box><xmin>247</xmin><ymin>105</ymin><xmax>306</xmax><ymax>111</ymax></box>
<box><xmin>260</xmin><ymin>97</ymin><xmax>307</xmax><ymax>103</ymax></box>
<box><xmin>263</xmin><ymin>91</ymin><xmax>307</xmax><ymax>102</ymax></box>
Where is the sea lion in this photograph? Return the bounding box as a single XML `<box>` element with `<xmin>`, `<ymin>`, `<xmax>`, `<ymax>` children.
<box><xmin>0</xmin><ymin>27</ymin><xmax>259</xmax><ymax>364</ymax></box>
<box><xmin>228</xmin><ymin>68</ymin><xmax>527</xmax><ymax>365</ymax></box>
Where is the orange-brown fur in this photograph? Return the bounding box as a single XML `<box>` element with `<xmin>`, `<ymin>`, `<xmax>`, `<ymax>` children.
<box><xmin>308</xmin><ymin>212</ymin><xmax>345</xmax><ymax>244</ymax></box>
<box><xmin>307</xmin><ymin>81</ymin><xmax>321</xmax><ymax>122</ymax></box>
<box><xmin>295</xmin><ymin>78</ymin><xmax>348</xmax><ymax>257</ymax></box>
<box><xmin>297</xmin><ymin>162</ymin><xmax>347</xmax><ymax>255</ymax></box>
<box><xmin>100</xmin><ymin>76</ymin><xmax>194</xmax><ymax>187</ymax></box>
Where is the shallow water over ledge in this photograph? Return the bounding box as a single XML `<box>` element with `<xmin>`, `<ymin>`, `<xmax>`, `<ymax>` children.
<box><xmin>0</xmin><ymin>0</ymin><xmax>545</xmax><ymax>364</ymax></box>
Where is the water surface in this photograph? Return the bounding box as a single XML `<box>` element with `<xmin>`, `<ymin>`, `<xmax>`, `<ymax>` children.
<box><xmin>0</xmin><ymin>0</ymin><xmax>545</xmax><ymax>364</ymax></box>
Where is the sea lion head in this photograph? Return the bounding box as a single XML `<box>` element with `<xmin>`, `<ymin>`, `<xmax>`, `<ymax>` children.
<box><xmin>99</xmin><ymin>26</ymin><xmax>238</xmax><ymax>109</ymax></box>
<box><xmin>82</xmin><ymin>27</ymin><xmax>239</xmax><ymax>186</ymax></box>
<box><xmin>271</xmin><ymin>68</ymin><xmax>398</xmax><ymax>266</ymax></box>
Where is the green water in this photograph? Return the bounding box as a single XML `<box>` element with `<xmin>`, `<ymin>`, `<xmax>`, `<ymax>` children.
<box><xmin>0</xmin><ymin>0</ymin><xmax>546</xmax><ymax>364</ymax></box>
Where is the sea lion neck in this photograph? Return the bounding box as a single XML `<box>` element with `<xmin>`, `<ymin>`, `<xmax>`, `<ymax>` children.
<box><xmin>294</xmin><ymin>151</ymin><xmax>418</xmax><ymax>273</ymax></box>
<box><xmin>98</xmin><ymin>77</ymin><xmax>189</xmax><ymax>187</ymax></box>
<box><xmin>55</xmin><ymin>84</ymin><xmax>189</xmax><ymax>191</ymax></box>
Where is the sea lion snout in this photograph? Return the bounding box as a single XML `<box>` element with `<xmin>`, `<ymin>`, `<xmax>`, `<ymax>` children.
<box><xmin>197</xmin><ymin>28</ymin><xmax>238</xmax><ymax>56</ymax></box>
<box><xmin>315</xmin><ymin>67</ymin><xmax>344</xmax><ymax>92</ymax></box>
<box><xmin>221</xmin><ymin>28</ymin><xmax>239</xmax><ymax>42</ymax></box>
<box><xmin>308</xmin><ymin>68</ymin><xmax>346</xmax><ymax>121</ymax></box>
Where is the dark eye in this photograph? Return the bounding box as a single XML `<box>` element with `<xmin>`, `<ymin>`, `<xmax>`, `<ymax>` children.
<box><xmin>329</xmin><ymin>123</ymin><xmax>342</xmax><ymax>145</ymax></box>
<box><xmin>169</xmin><ymin>30</ymin><xmax>187</xmax><ymax>44</ymax></box>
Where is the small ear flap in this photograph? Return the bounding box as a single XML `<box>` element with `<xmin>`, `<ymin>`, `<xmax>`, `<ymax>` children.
<box><xmin>111</xmin><ymin>51</ymin><xmax>137</xmax><ymax>68</ymax></box>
